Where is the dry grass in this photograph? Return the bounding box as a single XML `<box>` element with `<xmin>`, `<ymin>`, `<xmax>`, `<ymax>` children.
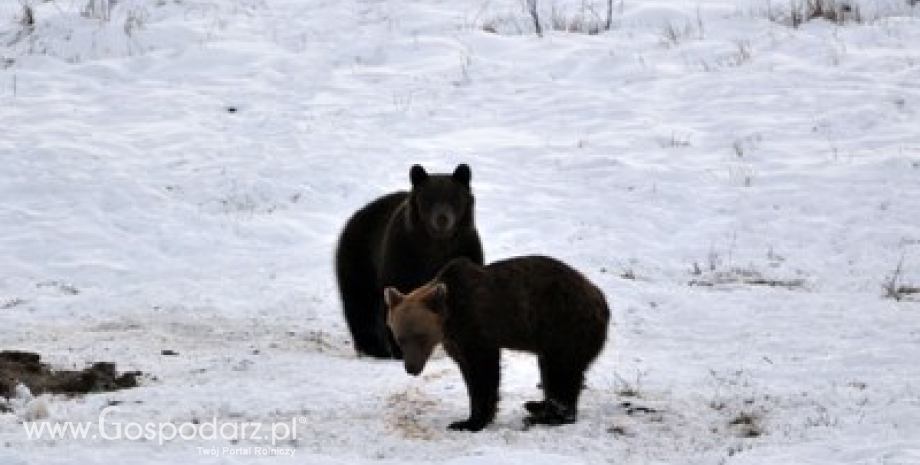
<box><xmin>793</xmin><ymin>0</ymin><xmax>861</xmax><ymax>27</ymax></box>
<box><xmin>724</xmin><ymin>40</ymin><xmax>753</xmax><ymax>67</ymax></box>
<box><xmin>615</xmin><ymin>370</ymin><xmax>645</xmax><ymax>398</ymax></box>
<box><xmin>689</xmin><ymin>268</ymin><xmax>807</xmax><ymax>290</ymax></box>
<box><xmin>482</xmin><ymin>0</ymin><xmax>623</xmax><ymax>36</ymax></box>
<box><xmin>551</xmin><ymin>9</ymin><xmax>604</xmax><ymax>35</ymax></box>
<box><xmin>82</xmin><ymin>0</ymin><xmax>112</xmax><ymax>21</ymax></box>
<box><xmin>882</xmin><ymin>255</ymin><xmax>920</xmax><ymax>301</ymax></box>
<box><xmin>760</xmin><ymin>0</ymin><xmax>918</xmax><ymax>28</ymax></box>
<box><xmin>19</xmin><ymin>1</ymin><xmax>35</xmax><ymax>28</ymax></box>
<box><xmin>660</xmin><ymin>21</ymin><xmax>696</xmax><ymax>48</ymax></box>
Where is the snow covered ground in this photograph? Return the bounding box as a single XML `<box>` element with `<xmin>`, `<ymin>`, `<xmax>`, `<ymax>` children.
<box><xmin>1</xmin><ymin>0</ymin><xmax>919</xmax><ymax>463</ymax></box>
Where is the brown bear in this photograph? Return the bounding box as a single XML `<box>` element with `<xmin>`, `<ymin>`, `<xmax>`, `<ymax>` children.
<box><xmin>384</xmin><ymin>255</ymin><xmax>610</xmax><ymax>431</ymax></box>
<box><xmin>335</xmin><ymin>165</ymin><xmax>484</xmax><ymax>359</ymax></box>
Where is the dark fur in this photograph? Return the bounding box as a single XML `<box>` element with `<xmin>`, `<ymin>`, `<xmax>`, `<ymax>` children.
<box><xmin>335</xmin><ymin>165</ymin><xmax>484</xmax><ymax>358</ymax></box>
<box><xmin>434</xmin><ymin>256</ymin><xmax>610</xmax><ymax>431</ymax></box>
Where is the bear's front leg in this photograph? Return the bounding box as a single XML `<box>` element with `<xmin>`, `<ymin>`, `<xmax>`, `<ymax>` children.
<box><xmin>448</xmin><ymin>345</ymin><xmax>500</xmax><ymax>432</ymax></box>
<box><xmin>447</xmin><ymin>419</ymin><xmax>487</xmax><ymax>432</ymax></box>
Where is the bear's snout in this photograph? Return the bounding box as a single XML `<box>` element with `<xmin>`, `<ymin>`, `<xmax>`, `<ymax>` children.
<box><xmin>429</xmin><ymin>206</ymin><xmax>456</xmax><ymax>239</ymax></box>
<box><xmin>403</xmin><ymin>350</ymin><xmax>429</xmax><ymax>376</ymax></box>
<box><xmin>435</xmin><ymin>213</ymin><xmax>451</xmax><ymax>230</ymax></box>
<box><xmin>404</xmin><ymin>362</ymin><xmax>424</xmax><ymax>376</ymax></box>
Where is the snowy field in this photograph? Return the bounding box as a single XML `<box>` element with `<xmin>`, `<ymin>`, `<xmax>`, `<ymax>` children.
<box><xmin>1</xmin><ymin>0</ymin><xmax>919</xmax><ymax>463</ymax></box>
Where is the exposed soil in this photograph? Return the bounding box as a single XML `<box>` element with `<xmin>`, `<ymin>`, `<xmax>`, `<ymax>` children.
<box><xmin>0</xmin><ymin>350</ymin><xmax>142</xmax><ymax>399</ymax></box>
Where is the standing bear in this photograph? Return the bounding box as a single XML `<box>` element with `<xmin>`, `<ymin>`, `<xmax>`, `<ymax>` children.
<box><xmin>384</xmin><ymin>255</ymin><xmax>610</xmax><ymax>431</ymax></box>
<box><xmin>335</xmin><ymin>164</ymin><xmax>484</xmax><ymax>359</ymax></box>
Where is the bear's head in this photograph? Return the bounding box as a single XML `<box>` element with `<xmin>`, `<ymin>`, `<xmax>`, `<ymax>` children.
<box><xmin>407</xmin><ymin>164</ymin><xmax>474</xmax><ymax>240</ymax></box>
<box><xmin>384</xmin><ymin>283</ymin><xmax>447</xmax><ymax>376</ymax></box>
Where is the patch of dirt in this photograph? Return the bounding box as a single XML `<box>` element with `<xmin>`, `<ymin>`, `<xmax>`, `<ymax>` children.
<box><xmin>0</xmin><ymin>350</ymin><xmax>142</xmax><ymax>398</ymax></box>
<box><xmin>386</xmin><ymin>387</ymin><xmax>441</xmax><ymax>440</ymax></box>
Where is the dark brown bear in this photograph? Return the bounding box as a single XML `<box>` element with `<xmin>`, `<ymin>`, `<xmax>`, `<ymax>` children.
<box><xmin>384</xmin><ymin>255</ymin><xmax>610</xmax><ymax>431</ymax></box>
<box><xmin>335</xmin><ymin>165</ymin><xmax>484</xmax><ymax>359</ymax></box>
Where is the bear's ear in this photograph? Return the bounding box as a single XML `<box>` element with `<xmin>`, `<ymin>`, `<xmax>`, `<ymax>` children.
<box><xmin>425</xmin><ymin>283</ymin><xmax>448</xmax><ymax>314</ymax></box>
<box><xmin>410</xmin><ymin>165</ymin><xmax>429</xmax><ymax>187</ymax></box>
<box><xmin>452</xmin><ymin>164</ymin><xmax>471</xmax><ymax>185</ymax></box>
<box><xmin>384</xmin><ymin>287</ymin><xmax>405</xmax><ymax>309</ymax></box>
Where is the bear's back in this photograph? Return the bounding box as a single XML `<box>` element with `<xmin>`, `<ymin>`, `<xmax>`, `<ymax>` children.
<box><xmin>336</xmin><ymin>192</ymin><xmax>408</xmax><ymax>262</ymax></box>
<box><xmin>441</xmin><ymin>256</ymin><xmax>609</xmax><ymax>352</ymax></box>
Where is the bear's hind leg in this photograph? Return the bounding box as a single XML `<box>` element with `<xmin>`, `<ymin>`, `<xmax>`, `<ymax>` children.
<box><xmin>526</xmin><ymin>355</ymin><xmax>586</xmax><ymax>426</ymax></box>
<box><xmin>336</xmin><ymin>255</ymin><xmax>392</xmax><ymax>358</ymax></box>
<box><xmin>343</xmin><ymin>294</ymin><xmax>391</xmax><ymax>358</ymax></box>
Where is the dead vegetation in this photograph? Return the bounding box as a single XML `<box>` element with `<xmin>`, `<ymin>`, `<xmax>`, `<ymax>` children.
<box><xmin>482</xmin><ymin>0</ymin><xmax>622</xmax><ymax>36</ymax></box>
<box><xmin>728</xmin><ymin>411</ymin><xmax>764</xmax><ymax>438</ymax></box>
<box><xmin>882</xmin><ymin>255</ymin><xmax>920</xmax><ymax>301</ymax></box>
<box><xmin>615</xmin><ymin>370</ymin><xmax>645</xmax><ymax>398</ymax></box>
<box><xmin>689</xmin><ymin>265</ymin><xmax>807</xmax><ymax>290</ymax></box>
<box><xmin>0</xmin><ymin>350</ymin><xmax>142</xmax><ymax>399</ymax></box>
<box><xmin>763</xmin><ymin>0</ymin><xmax>863</xmax><ymax>27</ymax></box>
<box><xmin>762</xmin><ymin>0</ymin><xmax>920</xmax><ymax>28</ymax></box>
<box><xmin>689</xmin><ymin>244</ymin><xmax>807</xmax><ymax>290</ymax></box>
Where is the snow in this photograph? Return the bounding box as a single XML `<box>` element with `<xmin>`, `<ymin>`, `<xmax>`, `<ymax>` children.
<box><xmin>1</xmin><ymin>0</ymin><xmax>919</xmax><ymax>463</ymax></box>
